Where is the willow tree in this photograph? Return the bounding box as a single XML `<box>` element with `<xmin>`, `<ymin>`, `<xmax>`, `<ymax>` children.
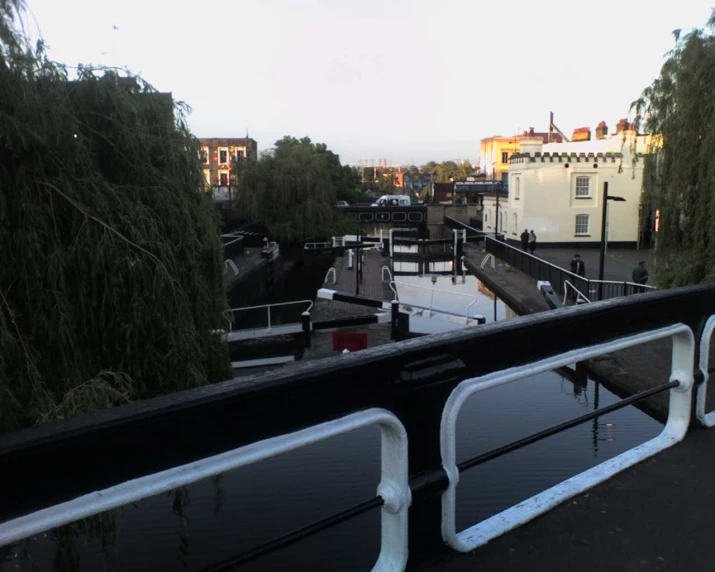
<box><xmin>236</xmin><ymin>136</ymin><xmax>355</xmax><ymax>242</ymax></box>
<box><xmin>0</xmin><ymin>4</ymin><xmax>232</xmax><ymax>431</ymax></box>
<box><xmin>631</xmin><ymin>10</ymin><xmax>715</xmax><ymax>287</ymax></box>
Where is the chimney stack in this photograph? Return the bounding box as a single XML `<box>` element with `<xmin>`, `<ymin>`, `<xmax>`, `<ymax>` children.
<box><xmin>616</xmin><ymin>118</ymin><xmax>631</xmax><ymax>134</ymax></box>
<box><xmin>572</xmin><ymin>127</ymin><xmax>591</xmax><ymax>142</ymax></box>
<box><xmin>595</xmin><ymin>121</ymin><xmax>608</xmax><ymax>140</ymax></box>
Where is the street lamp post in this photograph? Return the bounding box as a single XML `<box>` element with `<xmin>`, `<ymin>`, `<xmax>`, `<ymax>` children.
<box><xmin>598</xmin><ymin>181</ymin><xmax>626</xmax><ymax>299</ymax></box>
<box><xmin>492</xmin><ymin>162</ymin><xmax>499</xmax><ymax>239</ymax></box>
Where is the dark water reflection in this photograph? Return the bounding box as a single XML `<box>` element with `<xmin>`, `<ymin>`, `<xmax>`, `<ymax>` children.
<box><xmin>4</xmin><ymin>371</ymin><xmax>660</xmax><ymax>572</ymax></box>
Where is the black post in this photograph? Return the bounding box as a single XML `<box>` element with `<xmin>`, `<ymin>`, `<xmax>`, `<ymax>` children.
<box><xmin>494</xmin><ymin>176</ymin><xmax>500</xmax><ymax>239</ymax></box>
<box><xmin>301</xmin><ymin>312</ymin><xmax>311</xmax><ymax>349</ymax></box>
<box><xmin>391</xmin><ymin>300</ymin><xmax>399</xmax><ymax>340</ymax></box>
<box><xmin>598</xmin><ymin>182</ymin><xmax>608</xmax><ymax>301</ymax></box>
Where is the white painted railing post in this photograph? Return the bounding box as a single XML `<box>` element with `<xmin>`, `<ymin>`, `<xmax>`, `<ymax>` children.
<box><xmin>696</xmin><ymin>315</ymin><xmax>715</xmax><ymax>427</ymax></box>
<box><xmin>440</xmin><ymin>324</ymin><xmax>694</xmax><ymax>552</ymax></box>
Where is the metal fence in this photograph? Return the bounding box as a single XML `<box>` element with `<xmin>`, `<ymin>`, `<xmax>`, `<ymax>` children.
<box><xmin>485</xmin><ymin>237</ymin><xmax>655</xmax><ymax>302</ymax></box>
<box><xmin>2</xmin><ymin>285</ymin><xmax>714</xmax><ymax>570</ymax></box>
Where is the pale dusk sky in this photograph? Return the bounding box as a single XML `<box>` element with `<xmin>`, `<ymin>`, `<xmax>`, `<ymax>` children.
<box><xmin>23</xmin><ymin>0</ymin><xmax>715</xmax><ymax>165</ymax></box>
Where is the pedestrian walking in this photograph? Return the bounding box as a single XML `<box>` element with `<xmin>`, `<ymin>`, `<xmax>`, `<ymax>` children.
<box><xmin>569</xmin><ymin>254</ymin><xmax>586</xmax><ymax>302</ymax></box>
<box><xmin>569</xmin><ymin>254</ymin><xmax>586</xmax><ymax>277</ymax></box>
<box><xmin>528</xmin><ymin>230</ymin><xmax>537</xmax><ymax>254</ymax></box>
<box><xmin>520</xmin><ymin>229</ymin><xmax>529</xmax><ymax>251</ymax></box>
<box><xmin>632</xmin><ymin>261</ymin><xmax>649</xmax><ymax>285</ymax></box>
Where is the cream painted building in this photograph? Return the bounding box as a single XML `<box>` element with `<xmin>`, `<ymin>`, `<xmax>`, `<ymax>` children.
<box><xmin>482</xmin><ymin>128</ymin><xmax>651</xmax><ymax>246</ymax></box>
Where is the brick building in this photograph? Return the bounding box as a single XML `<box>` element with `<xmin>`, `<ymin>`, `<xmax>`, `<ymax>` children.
<box><xmin>198</xmin><ymin>137</ymin><xmax>258</xmax><ymax>187</ymax></box>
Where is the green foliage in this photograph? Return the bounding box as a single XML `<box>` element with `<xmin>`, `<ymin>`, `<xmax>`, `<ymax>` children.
<box><xmin>632</xmin><ymin>10</ymin><xmax>715</xmax><ymax>287</ymax></box>
<box><xmin>0</xmin><ymin>8</ymin><xmax>232</xmax><ymax>431</ymax></box>
<box><xmin>236</xmin><ymin>136</ymin><xmax>356</xmax><ymax>241</ymax></box>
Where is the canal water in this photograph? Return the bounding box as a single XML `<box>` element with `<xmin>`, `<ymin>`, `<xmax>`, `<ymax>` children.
<box><xmin>3</xmin><ymin>260</ymin><xmax>664</xmax><ymax>572</ymax></box>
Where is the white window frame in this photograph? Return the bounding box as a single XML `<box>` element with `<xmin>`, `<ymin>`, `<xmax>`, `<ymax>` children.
<box><xmin>200</xmin><ymin>146</ymin><xmax>209</xmax><ymax>165</ymax></box>
<box><xmin>575</xmin><ymin>213</ymin><xmax>590</xmax><ymax>235</ymax></box>
<box><xmin>235</xmin><ymin>148</ymin><xmax>245</xmax><ymax>161</ymax></box>
<box><xmin>514</xmin><ymin>176</ymin><xmax>521</xmax><ymax>200</ymax></box>
<box><xmin>203</xmin><ymin>169</ymin><xmax>211</xmax><ymax>186</ymax></box>
<box><xmin>575</xmin><ymin>176</ymin><xmax>591</xmax><ymax>198</ymax></box>
<box><xmin>219</xmin><ymin>170</ymin><xmax>230</xmax><ymax>186</ymax></box>
<box><xmin>218</xmin><ymin>147</ymin><xmax>229</xmax><ymax>166</ymax></box>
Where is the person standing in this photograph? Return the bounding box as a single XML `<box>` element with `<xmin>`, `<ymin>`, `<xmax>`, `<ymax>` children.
<box><xmin>528</xmin><ymin>230</ymin><xmax>537</xmax><ymax>254</ymax></box>
<box><xmin>569</xmin><ymin>254</ymin><xmax>586</xmax><ymax>277</ymax></box>
<box><xmin>632</xmin><ymin>261</ymin><xmax>649</xmax><ymax>285</ymax></box>
<box><xmin>520</xmin><ymin>229</ymin><xmax>529</xmax><ymax>251</ymax></box>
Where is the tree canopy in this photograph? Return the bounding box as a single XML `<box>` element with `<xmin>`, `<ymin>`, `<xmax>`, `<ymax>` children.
<box><xmin>0</xmin><ymin>4</ymin><xmax>231</xmax><ymax>430</ymax></box>
<box><xmin>632</xmin><ymin>10</ymin><xmax>715</xmax><ymax>287</ymax></box>
<box><xmin>236</xmin><ymin>136</ymin><xmax>355</xmax><ymax>242</ymax></box>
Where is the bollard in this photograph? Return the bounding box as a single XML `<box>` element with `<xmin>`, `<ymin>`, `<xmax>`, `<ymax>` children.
<box><xmin>391</xmin><ymin>300</ymin><xmax>399</xmax><ymax>340</ymax></box>
<box><xmin>301</xmin><ymin>311</ymin><xmax>311</xmax><ymax>349</ymax></box>
<box><xmin>348</xmin><ymin>249</ymin><xmax>354</xmax><ymax>270</ymax></box>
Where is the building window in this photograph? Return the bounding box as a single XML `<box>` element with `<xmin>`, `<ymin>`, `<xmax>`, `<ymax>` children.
<box><xmin>203</xmin><ymin>169</ymin><xmax>210</xmax><ymax>185</ymax></box>
<box><xmin>200</xmin><ymin>146</ymin><xmax>209</xmax><ymax>165</ymax></box>
<box><xmin>484</xmin><ymin>212</ymin><xmax>489</xmax><ymax>228</ymax></box>
<box><xmin>514</xmin><ymin>176</ymin><xmax>521</xmax><ymax>200</ymax></box>
<box><xmin>219</xmin><ymin>148</ymin><xmax>229</xmax><ymax>165</ymax></box>
<box><xmin>501</xmin><ymin>151</ymin><xmax>509</xmax><ymax>164</ymax></box>
<box><xmin>235</xmin><ymin>150</ymin><xmax>244</xmax><ymax>160</ymax></box>
<box><xmin>219</xmin><ymin>171</ymin><xmax>229</xmax><ymax>186</ymax></box>
<box><xmin>575</xmin><ymin>176</ymin><xmax>591</xmax><ymax>197</ymax></box>
<box><xmin>575</xmin><ymin>214</ymin><xmax>590</xmax><ymax>235</ymax></box>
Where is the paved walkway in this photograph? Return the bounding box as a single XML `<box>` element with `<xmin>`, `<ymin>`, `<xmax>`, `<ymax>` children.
<box><xmin>534</xmin><ymin>246</ymin><xmax>655</xmax><ymax>285</ymax></box>
<box><xmin>420</xmin><ymin>424</ymin><xmax>715</xmax><ymax>572</ymax></box>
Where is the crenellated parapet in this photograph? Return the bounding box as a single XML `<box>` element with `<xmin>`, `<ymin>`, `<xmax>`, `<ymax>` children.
<box><xmin>510</xmin><ymin>151</ymin><xmax>624</xmax><ymax>165</ymax></box>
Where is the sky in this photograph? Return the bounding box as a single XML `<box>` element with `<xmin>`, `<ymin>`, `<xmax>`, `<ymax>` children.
<box><xmin>23</xmin><ymin>0</ymin><xmax>715</xmax><ymax>166</ymax></box>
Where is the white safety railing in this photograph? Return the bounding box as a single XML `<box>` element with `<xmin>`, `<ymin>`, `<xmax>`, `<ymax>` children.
<box><xmin>381</xmin><ymin>265</ymin><xmax>394</xmax><ymax>284</ymax></box>
<box><xmin>324</xmin><ymin>267</ymin><xmax>337</xmax><ymax>285</ymax></box>
<box><xmin>440</xmin><ymin>323</ymin><xmax>694</xmax><ymax>552</ymax></box>
<box><xmin>304</xmin><ymin>241</ymin><xmax>332</xmax><ymax>250</ymax></box>
<box><xmin>224</xmin><ymin>259</ymin><xmax>239</xmax><ymax>277</ymax></box>
<box><xmin>226</xmin><ymin>300</ymin><xmax>314</xmax><ymax>332</ymax></box>
<box><xmin>390</xmin><ymin>280</ymin><xmax>478</xmax><ymax>323</ymax></box>
<box><xmin>480</xmin><ymin>253</ymin><xmax>495</xmax><ymax>270</ymax></box>
<box><xmin>0</xmin><ymin>409</ymin><xmax>411</xmax><ymax>572</ymax></box>
<box><xmin>696</xmin><ymin>315</ymin><xmax>715</xmax><ymax>427</ymax></box>
<box><xmin>563</xmin><ymin>280</ymin><xmax>590</xmax><ymax>305</ymax></box>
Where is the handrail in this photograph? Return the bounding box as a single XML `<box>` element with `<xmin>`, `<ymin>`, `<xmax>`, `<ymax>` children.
<box><xmin>485</xmin><ymin>236</ymin><xmax>583</xmax><ymax>281</ymax></box>
<box><xmin>441</xmin><ymin>323</ymin><xmax>695</xmax><ymax>552</ymax></box>
<box><xmin>563</xmin><ymin>280</ymin><xmax>590</xmax><ymax>305</ymax></box>
<box><xmin>381</xmin><ymin>265</ymin><xmax>394</xmax><ymax>284</ymax></box>
<box><xmin>304</xmin><ymin>241</ymin><xmax>332</xmax><ymax>250</ymax></box>
<box><xmin>324</xmin><ymin>267</ymin><xmax>337</xmax><ymax>285</ymax></box>
<box><xmin>226</xmin><ymin>299</ymin><xmax>314</xmax><ymax>332</ymax></box>
<box><xmin>0</xmin><ymin>410</ymin><xmax>411</xmax><ymax>572</ymax></box>
<box><xmin>224</xmin><ymin>259</ymin><xmax>239</xmax><ymax>277</ymax></box>
<box><xmin>480</xmin><ymin>253</ymin><xmax>495</xmax><ymax>270</ymax></box>
<box><xmin>6</xmin><ymin>285</ymin><xmax>715</xmax><ymax>570</ymax></box>
<box><xmin>589</xmin><ymin>278</ymin><xmax>656</xmax><ymax>290</ymax></box>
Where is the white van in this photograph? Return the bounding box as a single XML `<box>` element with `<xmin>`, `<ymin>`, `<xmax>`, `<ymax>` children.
<box><xmin>371</xmin><ymin>195</ymin><xmax>411</xmax><ymax>207</ymax></box>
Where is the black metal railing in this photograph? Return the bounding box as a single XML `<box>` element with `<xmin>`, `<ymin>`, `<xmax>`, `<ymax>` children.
<box><xmin>2</xmin><ymin>284</ymin><xmax>714</xmax><ymax>569</ymax></box>
<box><xmin>485</xmin><ymin>237</ymin><xmax>654</xmax><ymax>302</ymax></box>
